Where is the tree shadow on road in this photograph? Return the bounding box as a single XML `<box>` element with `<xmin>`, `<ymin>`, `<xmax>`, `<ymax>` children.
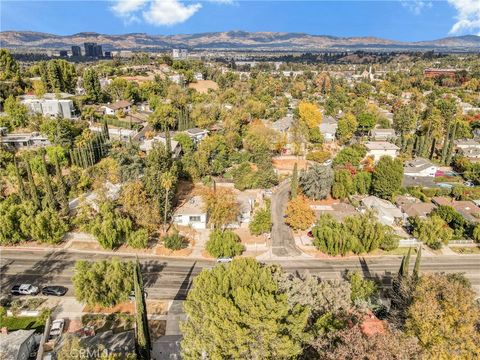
<box><xmin>140</xmin><ymin>260</ymin><xmax>167</xmax><ymax>288</ymax></box>
<box><xmin>174</xmin><ymin>262</ymin><xmax>196</xmax><ymax>300</ymax></box>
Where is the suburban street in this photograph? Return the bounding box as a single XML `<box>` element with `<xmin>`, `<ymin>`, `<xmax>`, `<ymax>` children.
<box><xmin>271</xmin><ymin>181</ymin><xmax>301</xmax><ymax>257</ymax></box>
<box><xmin>2</xmin><ymin>249</ymin><xmax>480</xmax><ymax>299</ymax></box>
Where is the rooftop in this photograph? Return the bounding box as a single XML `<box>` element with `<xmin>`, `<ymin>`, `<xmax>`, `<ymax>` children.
<box><xmin>365</xmin><ymin>141</ymin><xmax>400</xmax><ymax>151</ymax></box>
<box><xmin>175</xmin><ymin>196</ymin><xmax>206</xmax><ymax>216</ymax></box>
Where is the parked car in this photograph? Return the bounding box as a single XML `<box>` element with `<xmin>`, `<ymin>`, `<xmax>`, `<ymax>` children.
<box><xmin>42</xmin><ymin>286</ymin><xmax>68</xmax><ymax>296</ymax></box>
<box><xmin>464</xmin><ymin>180</ymin><xmax>475</xmax><ymax>187</ymax></box>
<box><xmin>11</xmin><ymin>284</ymin><xmax>39</xmax><ymax>296</ymax></box>
<box><xmin>49</xmin><ymin>319</ymin><xmax>65</xmax><ymax>341</ymax></box>
<box><xmin>322</xmin><ymin>159</ymin><xmax>333</xmax><ymax>166</ymax></box>
<box><xmin>216</xmin><ymin>258</ymin><xmax>233</xmax><ymax>263</ymax></box>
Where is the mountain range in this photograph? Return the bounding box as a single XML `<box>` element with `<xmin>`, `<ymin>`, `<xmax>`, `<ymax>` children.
<box><xmin>1</xmin><ymin>31</ymin><xmax>479</xmax><ymax>52</ymax></box>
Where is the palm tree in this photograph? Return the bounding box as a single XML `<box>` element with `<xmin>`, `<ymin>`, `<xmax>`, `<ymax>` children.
<box><xmin>160</xmin><ymin>171</ymin><xmax>175</xmax><ymax>232</ymax></box>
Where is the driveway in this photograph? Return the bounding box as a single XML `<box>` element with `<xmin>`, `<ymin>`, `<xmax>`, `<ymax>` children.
<box><xmin>270</xmin><ymin>181</ymin><xmax>301</xmax><ymax>257</ymax></box>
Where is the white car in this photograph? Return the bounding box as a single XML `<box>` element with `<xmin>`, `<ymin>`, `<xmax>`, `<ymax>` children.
<box><xmin>49</xmin><ymin>319</ymin><xmax>65</xmax><ymax>340</ymax></box>
<box><xmin>11</xmin><ymin>284</ymin><xmax>39</xmax><ymax>296</ymax></box>
<box><xmin>216</xmin><ymin>258</ymin><xmax>233</xmax><ymax>263</ymax></box>
<box><xmin>322</xmin><ymin>159</ymin><xmax>333</xmax><ymax>166</ymax></box>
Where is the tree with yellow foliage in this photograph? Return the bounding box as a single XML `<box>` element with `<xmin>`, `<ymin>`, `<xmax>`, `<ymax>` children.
<box><xmin>285</xmin><ymin>195</ymin><xmax>316</xmax><ymax>231</ymax></box>
<box><xmin>298</xmin><ymin>101</ymin><xmax>323</xmax><ymax>130</ymax></box>
<box><xmin>201</xmin><ymin>187</ymin><xmax>239</xmax><ymax>229</ymax></box>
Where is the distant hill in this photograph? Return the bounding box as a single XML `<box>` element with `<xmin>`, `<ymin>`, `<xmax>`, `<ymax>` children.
<box><xmin>1</xmin><ymin>31</ymin><xmax>479</xmax><ymax>52</ymax></box>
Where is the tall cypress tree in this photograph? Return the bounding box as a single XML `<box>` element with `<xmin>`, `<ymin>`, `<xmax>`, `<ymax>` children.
<box><xmin>134</xmin><ymin>259</ymin><xmax>151</xmax><ymax>360</ymax></box>
<box><xmin>102</xmin><ymin>119</ymin><xmax>110</xmax><ymax>140</ymax></box>
<box><xmin>25</xmin><ymin>159</ymin><xmax>41</xmax><ymax>209</ymax></box>
<box><xmin>40</xmin><ymin>149</ymin><xmax>58</xmax><ymax>210</ymax></box>
<box><xmin>413</xmin><ymin>246</ymin><xmax>422</xmax><ymax>279</ymax></box>
<box><xmin>290</xmin><ymin>163</ymin><xmax>298</xmax><ymax>199</ymax></box>
<box><xmin>54</xmin><ymin>154</ymin><xmax>69</xmax><ymax>216</ymax></box>
<box><xmin>13</xmin><ymin>156</ymin><xmax>27</xmax><ymax>202</ymax></box>
<box><xmin>165</xmin><ymin>128</ymin><xmax>172</xmax><ymax>155</ymax></box>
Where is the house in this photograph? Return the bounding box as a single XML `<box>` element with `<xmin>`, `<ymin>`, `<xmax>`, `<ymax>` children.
<box><xmin>395</xmin><ymin>195</ymin><xmax>436</xmax><ymax>219</ymax></box>
<box><xmin>370</xmin><ymin>128</ymin><xmax>396</xmax><ymax>141</ymax></box>
<box><xmin>173</xmin><ymin>196</ymin><xmax>208</xmax><ymax>229</ymax></box>
<box><xmin>455</xmin><ymin>139</ymin><xmax>480</xmax><ymax>150</ymax></box>
<box><xmin>269</xmin><ymin>115</ymin><xmax>293</xmax><ymax>134</ymax></box>
<box><xmin>236</xmin><ymin>193</ymin><xmax>256</xmax><ymax>224</ymax></box>
<box><xmin>319</xmin><ymin>115</ymin><xmax>338</xmax><ymax>142</ymax></box>
<box><xmin>458</xmin><ymin>146</ymin><xmax>480</xmax><ymax>161</ymax></box>
<box><xmin>185</xmin><ymin>128</ymin><xmax>208</xmax><ymax>144</ymax></box>
<box><xmin>20</xmin><ymin>93</ymin><xmax>75</xmax><ymax>119</ymax></box>
<box><xmin>194</xmin><ymin>72</ymin><xmax>204</xmax><ymax>81</ymax></box>
<box><xmin>139</xmin><ymin>135</ymin><xmax>182</xmax><ymax>158</ymax></box>
<box><xmin>0</xmin><ymin>329</ymin><xmax>38</xmax><ymax>360</ymax></box>
<box><xmin>362</xmin><ymin>196</ymin><xmax>404</xmax><ymax>226</ymax></box>
<box><xmin>404</xmin><ymin>158</ymin><xmax>438</xmax><ymax>177</ymax></box>
<box><xmin>102</xmin><ymin>100</ymin><xmax>132</xmax><ymax>116</ymax></box>
<box><xmin>89</xmin><ymin>126</ymin><xmax>137</xmax><ymax>142</ymax></box>
<box><xmin>365</xmin><ymin>141</ymin><xmax>400</xmax><ymax>162</ymax></box>
<box><xmin>431</xmin><ymin>197</ymin><xmax>480</xmax><ymax>223</ymax></box>
<box><xmin>311</xmin><ymin>201</ymin><xmax>357</xmax><ymax>222</ymax></box>
<box><xmin>1</xmin><ymin>131</ymin><xmax>50</xmax><ymax>150</ymax></box>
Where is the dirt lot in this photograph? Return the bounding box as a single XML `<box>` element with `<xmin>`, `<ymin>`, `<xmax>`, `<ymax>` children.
<box><xmin>188</xmin><ymin>80</ymin><xmax>219</xmax><ymax>94</ymax></box>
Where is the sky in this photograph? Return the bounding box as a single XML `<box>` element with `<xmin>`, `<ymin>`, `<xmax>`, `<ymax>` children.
<box><xmin>1</xmin><ymin>1</ymin><xmax>480</xmax><ymax>41</ymax></box>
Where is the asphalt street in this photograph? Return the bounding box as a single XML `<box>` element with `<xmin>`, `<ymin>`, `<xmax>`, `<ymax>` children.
<box><xmin>1</xmin><ymin>249</ymin><xmax>479</xmax><ymax>299</ymax></box>
<box><xmin>271</xmin><ymin>181</ymin><xmax>301</xmax><ymax>256</ymax></box>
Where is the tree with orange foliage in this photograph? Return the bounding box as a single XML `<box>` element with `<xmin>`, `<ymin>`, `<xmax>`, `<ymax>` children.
<box><xmin>201</xmin><ymin>187</ymin><xmax>239</xmax><ymax>229</ymax></box>
<box><xmin>285</xmin><ymin>195</ymin><xmax>316</xmax><ymax>231</ymax></box>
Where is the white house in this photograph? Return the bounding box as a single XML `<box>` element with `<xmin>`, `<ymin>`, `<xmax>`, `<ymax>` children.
<box><xmin>455</xmin><ymin>139</ymin><xmax>480</xmax><ymax>150</ymax></box>
<box><xmin>173</xmin><ymin>196</ymin><xmax>207</xmax><ymax>229</ymax></box>
<box><xmin>139</xmin><ymin>135</ymin><xmax>182</xmax><ymax>158</ymax></box>
<box><xmin>365</xmin><ymin>141</ymin><xmax>400</xmax><ymax>162</ymax></box>
<box><xmin>89</xmin><ymin>126</ymin><xmax>137</xmax><ymax>142</ymax></box>
<box><xmin>319</xmin><ymin>115</ymin><xmax>338</xmax><ymax>142</ymax></box>
<box><xmin>102</xmin><ymin>100</ymin><xmax>132</xmax><ymax>116</ymax></box>
<box><xmin>371</xmin><ymin>128</ymin><xmax>396</xmax><ymax>141</ymax></box>
<box><xmin>404</xmin><ymin>157</ymin><xmax>438</xmax><ymax>177</ymax></box>
<box><xmin>185</xmin><ymin>128</ymin><xmax>208</xmax><ymax>144</ymax></box>
<box><xmin>362</xmin><ymin>196</ymin><xmax>404</xmax><ymax>226</ymax></box>
<box><xmin>20</xmin><ymin>93</ymin><xmax>75</xmax><ymax>119</ymax></box>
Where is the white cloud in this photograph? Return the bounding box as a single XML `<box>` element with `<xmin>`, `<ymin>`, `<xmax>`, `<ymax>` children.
<box><xmin>400</xmin><ymin>1</ymin><xmax>432</xmax><ymax>15</ymax></box>
<box><xmin>143</xmin><ymin>0</ymin><xmax>201</xmax><ymax>26</ymax></box>
<box><xmin>111</xmin><ymin>0</ymin><xmax>235</xmax><ymax>26</ymax></box>
<box><xmin>447</xmin><ymin>0</ymin><xmax>480</xmax><ymax>35</ymax></box>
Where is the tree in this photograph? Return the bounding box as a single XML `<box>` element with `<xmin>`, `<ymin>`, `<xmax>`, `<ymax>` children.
<box><xmin>128</xmin><ymin>229</ymin><xmax>149</xmax><ymax>249</ymax></box>
<box><xmin>181</xmin><ymin>258</ymin><xmax>309</xmax><ymax>359</ymax></box>
<box><xmin>13</xmin><ymin>156</ymin><xmax>27</xmax><ymax>202</ymax></box>
<box><xmin>353</xmin><ymin>171</ymin><xmax>372</xmax><ymax>195</ymax></box>
<box><xmin>333</xmin><ymin>145</ymin><xmax>366</xmax><ymax>167</ymax></box>
<box><xmin>205</xmin><ymin>230</ymin><xmax>244</xmax><ymax>258</ymax></box>
<box><xmin>393</xmin><ymin>105</ymin><xmax>417</xmax><ymax>149</ymax></box>
<box><xmin>431</xmin><ymin>205</ymin><xmax>467</xmax><ymax>239</ymax></box>
<box><xmin>25</xmin><ymin>159</ymin><xmax>41</xmax><ymax>210</ymax></box>
<box><xmin>298</xmin><ymin>101</ymin><xmax>323</xmax><ymax>129</ymax></box>
<box><xmin>201</xmin><ymin>187</ymin><xmax>239</xmax><ymax>229</ymax></box>
<box><xmin>336</xmin><ymin>113</ymin><xmax>358</xmax><ymax>144</ymax></box>
<box><xmin>40</xmin><ymin>149</ymin><xmax>58</xmax><ymax>210</ymax></box>
<box><xmin>312</xmin><ymin>214</ymin><xmax>359</xmax><ymax>256</ymax></box>
<box><xmin>163</xmin><ymin>232</ymin><xmax>188</xmax><ymax>250</ymax></box>
<box><xmin>29</xmin><ymin>208</ymin><xmax>68</xmax><ymax>244</ymax></box>
<box><xmin>72</xmin><ymin>258</ymin><xmax>134</xmax><ymax>307</ymax></box>
<box><xmin>134</xmin><ymin>259</ymin><xmax>151</xmax><ymax>359</ymax></box>
<box><xmin>148</xmin><ymin>103</ymin><xmax>179</xmax><ymax>130</ymax></box>
<box><xmin>83</xmin><ymin>68</ymin><xmax>101</xmax><ymax>102</ymax></box>
<box><xmin>357</xmin><ymin>112</ymin><xmax>376</xmax><ymax>133</ymax></box>
<box><xmin>299</xmin><ymin>164</ymin><xmax>334</xmax><ymax>200</ymax></box>
<box><xmin>371</xmin><ymin>156</ymin><xmax>403</xmax><ymax>199</ymax></box>
<box><xmin>249</xmin><ymin>203</ymin><xmax>272</xmax><ymax>235</ymax></box>
<box><xmin>406</xmin><ymin>274</ymin><xmax>480</xmax><ymax>358</ymax></box>
<box><xmin>285</xmin><ymin>195</ymin><xmax>316</xmax><ymax>230</ymax></box>
<box><xmin>345</xmin><ymin>271</ymin><xmax>377</xmax><ymax>303</ymax></box>
<box><xmin>53</xmin><ymin>153</ymin><xmax>69</xmax><ymax>216</ymax></box>
<box><xmin>331</xmin><ymin>169</ymin><xmax>355</xmax><ymax>200</ymax></box>
<box><xmin>160</xmin><ymin>171</ymin><xmax>176</xmax><ymax>230</ymax></box>
<box><xmin>89</xmin><ymin>201</ymin><xmax>133</xmax><ymax>249</ymax></box>
<box><xmin>411</xmin><ymin>215</ymin><xmax>453</xmax><ymax>249</ymax></box>
<box><xmin>3</xmin><ymin>95</ymin><xmax>29</xmax><ymax>129</ymax></box>
<box><xmin>290</xmin><ymin>163</ymin><xmax>298</xmax><ymax>199</ymax></box>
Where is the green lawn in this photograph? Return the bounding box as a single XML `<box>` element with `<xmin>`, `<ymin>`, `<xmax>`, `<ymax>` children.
<box><xmin>0</xmin><ymin>316</ymin><xmax>45</xmax><ymax>332</ymax></box>
<box><xmin>450</xmin><ymin>246</ymin><xmax>480</xmax><ymax>254</ymax></box>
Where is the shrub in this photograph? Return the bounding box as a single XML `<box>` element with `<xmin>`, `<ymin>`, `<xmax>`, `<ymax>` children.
<box><xmin>163</xmin><ymin>232</ymin><xmax>189</xmax><ymax>250</ymax></box>
<box><xmin>306</xmin><ymin>150</ymin><xmax>330</xmax><ymax>163</ymax></box>
<box><xmin>128</xmin><ymin>229</ymin><xmax>149</xmax><ymax>249</ymax></box>
<box><xmin>249</xmin><ymin>204</ymin><xmax>272</xmax><ymax>235</ymax></box>
<box><xmin>206</xmin><ymin>230</ymin><xmax>244</xmax><ymax>258</ymax></box>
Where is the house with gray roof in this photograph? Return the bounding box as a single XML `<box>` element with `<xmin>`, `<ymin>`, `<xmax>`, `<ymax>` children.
<box><xmin>0</xmin><ymin>329</ymin><xmax>38</xmax><ymax>360</ymax></box>
<box><xmin>370</xmin><ymin>128</ymin><xmax>396</xmax><ymax>141</ymax></box>
<box><xmin>404</xmin><ymin>157</ymin><xmax>438</xmax><ymax>177</ymax></box>
<box><xmin>319</xmin><ymin>115</ymin><xmax>338</xmax><ymax>142</ymax></box>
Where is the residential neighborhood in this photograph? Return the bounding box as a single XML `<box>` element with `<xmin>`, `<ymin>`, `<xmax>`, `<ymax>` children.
<box><xmin>1</xmin><ymin>3</ymin><xmax>480</xmax><ymax>358</ymax></box>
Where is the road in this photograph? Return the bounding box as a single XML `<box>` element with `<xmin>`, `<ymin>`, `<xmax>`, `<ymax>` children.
<box><xmin>2</xmin><ymin>250</ymin><xmax>479</xmax><ymax>299</ymax></box>
<box><xmin>270</xmin><ymin>181</ymin><xmax>301</xmax><ymax>256</ymax></box>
